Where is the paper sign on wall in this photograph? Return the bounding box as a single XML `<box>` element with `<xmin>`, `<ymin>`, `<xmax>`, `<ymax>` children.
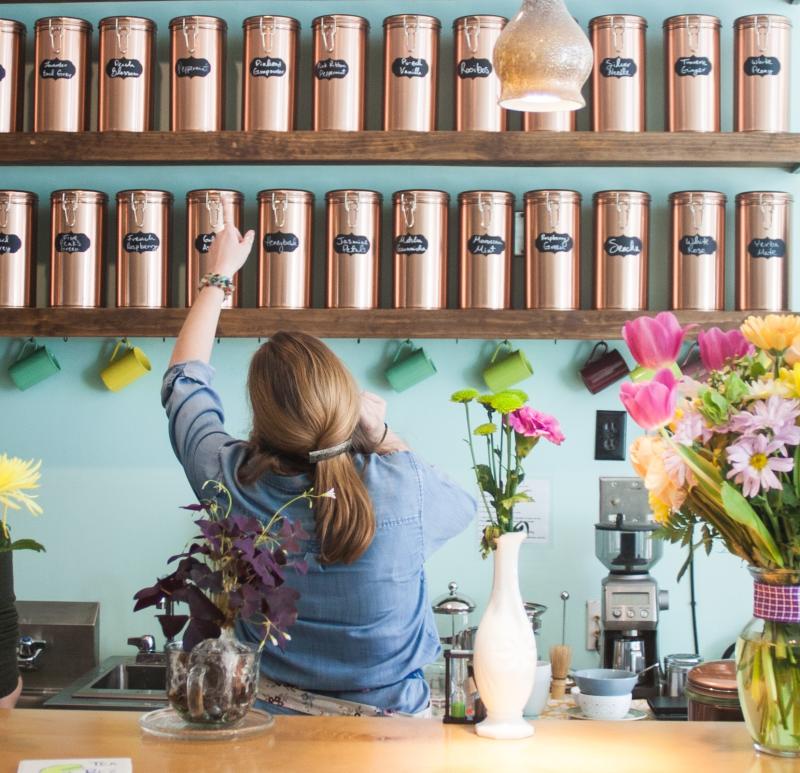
<box><xmin>478</xmin><ymin>479</ymin><xmax>551</xmax><ymax>545</ymax></box>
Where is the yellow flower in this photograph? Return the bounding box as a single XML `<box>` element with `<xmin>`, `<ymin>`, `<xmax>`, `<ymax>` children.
<box><xmin>630</xmin><ymin>436</ymin><xmax>686</xmax><ymax>516</ymax></box>
<box><xmin>741</xmin><ymin>314</ymin><xmax>800</xmax><ymax>353</ymax></box>
<box><xmin>648</xmin><ymin>492</ymin><xmax>672</xmax><ymax>525</ymax></box>
<box><xmin>451</xmin><ymin>389</ymin><xmax>479</xmax><ymax>404</ymax></box>
<box><xmin>0</xmin><ymin>454</ymin><xmax>42</xmax><ymax>540</ymax></box>
<box><xmin>779</xmin><ymin>364</ymin><xmax>800</xmax><ymax>398</ymax></box>
<box><xmin>474</xmin><ymin>423</ymin><xmax>498</xmax><ymax>436</ymax></box>
<box><xmin>487</xmin><ymin>392</ymin><xmax>525</xmax><ymax>415</ymax></box>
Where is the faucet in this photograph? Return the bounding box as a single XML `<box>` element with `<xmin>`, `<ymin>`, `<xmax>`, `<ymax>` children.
<box><xmin>127</xmin><ymin>635</ymin><xmax>163</xmax><ymax>664</ymax></box>
<box><xmin>17</xmin><ymin>636</ymin><xmax>46</xmax><ymax>672</ymax></box>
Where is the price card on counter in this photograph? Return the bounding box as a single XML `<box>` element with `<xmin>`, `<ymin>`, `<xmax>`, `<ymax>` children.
<box><xmin>478</xmin><ymin>479</ymin><xmax>551</xmax><ymax>544</ymax></box>
<box><xmin>18</xmin><ymin>760</ymin><xmax>132</xmax><ymax>773</ymax></box>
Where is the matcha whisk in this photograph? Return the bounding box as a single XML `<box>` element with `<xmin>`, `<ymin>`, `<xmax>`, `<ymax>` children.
<box><xmin>549</xmin><ymin>591</ymin><xmax>572</xmax><ymax>699</ymax></box>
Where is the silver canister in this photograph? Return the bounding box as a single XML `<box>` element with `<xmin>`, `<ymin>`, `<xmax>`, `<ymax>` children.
<box><xmin>734</xmin><ymin>15</ymin><xmax>792</xmax><ymax>133</ymax></box>
<box><xmin>670</xmin><ymin>191</ymin><xmax>726</xmax><ymax>311</ymax></box>
<box><xmin>0</xmin><ymin>191</ymin><xmax>37</xmax><ymax>307</ymax></box>
<box><xmin>664</xmin><ymin>654</ymin><xmax>703</xmax><ymax>698</ymax></box>
<box><xmin>736</xmin><ymin>191</ymin><xmax>792</xmax><ymax>312</ymax></box>
<box><xmin>458</xmin><ymin>191</ymin><xmax>514</xmax><ymax>310</ymax></box>
<box><xmin>50</xmin><ymin>190</ymin><xmax>107</xmax><ymax>308</ymax></box>
<box><xmin>116</xmin><ymin>190</ymin><xmax>172</xmax><ymax>308</ymax></box>
<box><xmin>392</xmin><ymin>190</ymin><xmax>449</xmax><ymax>309</ymax></box>
<box><xmin>593</xmin><ymin>190</ymin><xmax>650</xmax><ymax>310</ymax></box>
<box><xmin>326</xmin><ymin>190</ymin><xmax>381</xmax><ymax>309</ymax></box>
<box><xmin>257</xmin><ymin>189</ymin><xmax>314</xmax><ymax>309</ymax></box>
<box><xmin>524</xmin><ymin>190</ymin><xmax>581</xmax><ymax>310</ymax></box>
<box><xmin>0</xmin><ymin>20</ymin><xmax>25</xmax><ymax>132</ymax></box>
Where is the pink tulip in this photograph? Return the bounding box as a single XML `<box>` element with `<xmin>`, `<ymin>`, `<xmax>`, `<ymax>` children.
<box><xmin>619</xmin><ymin>369</ymin><xmax>679</xmax><ymax>431</ymax></box>
<box><xmin>697</xmin><ymin>327</ymin><xmax>753</xmax><ymax>372</ymax></box>
<box><xmin>622</xmin><ymin>312</ymin><xmax>686</xmax><ymax>370</ymax></box>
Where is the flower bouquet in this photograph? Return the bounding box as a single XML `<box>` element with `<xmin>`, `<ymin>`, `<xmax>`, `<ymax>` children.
<box><xmin>619</xmin><ymin>312</ymin><xmax>800</xmax><ymax>757</ymax></box>
<box><xmin>0</xmin><ymin>454</ymin><xmax>44</xmax><ymax>554</ymax></box>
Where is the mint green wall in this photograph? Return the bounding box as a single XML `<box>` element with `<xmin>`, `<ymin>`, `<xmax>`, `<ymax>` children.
<box><xmin>2</xmin><ymin>0</ymin><xmax>799</xmax><ymax>670</ymax></box>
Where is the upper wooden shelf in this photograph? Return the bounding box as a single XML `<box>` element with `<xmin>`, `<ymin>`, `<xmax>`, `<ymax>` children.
<box><xmin>0</xmin><ymin>308</ymin><xmax>753</xmax><ymax>340</ymax></box>
<box><xmin>1</xmin><ymin>131</ymin><xmax>799</xmax><ymax>169</ymax></box>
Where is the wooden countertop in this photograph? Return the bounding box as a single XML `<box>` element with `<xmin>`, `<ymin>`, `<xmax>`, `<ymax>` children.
<box><xmin>0</xmin><ymin>709</ymin><xmax>794</xmax><ymax>773</ymax></box>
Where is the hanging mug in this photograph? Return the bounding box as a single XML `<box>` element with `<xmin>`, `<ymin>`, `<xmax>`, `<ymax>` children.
<box><xmin>483</xmin><ymin>341</ymin><xmax>533</xmax><ymax>392</ymax></box>
<box><xmin>385</xmin><ymin>340</ymin><xmax>437</xmax><ymax>392</ymax></box>
<box><xmin>579</xmin><ymin>342</ymin><xmax>629</xmax><ymax>394</ymax></box>
<box><xmin>100</xmin><ymin>338</ymin><xmax>152</xmax><ymax>392</ymax></box>
<box><xmin>8</xmin><ymin>339</ymin><xmax>61</xmax><ymax>391</ymax></box>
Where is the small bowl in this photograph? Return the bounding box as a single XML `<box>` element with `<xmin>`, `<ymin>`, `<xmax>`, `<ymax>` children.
<box><xmin>573</xmin><ymin>668</ymin><xmax>639</xmax><ymax>696</ymax></box>
<box><xmin>573</xmin><ymin>688</ymin><xmax>632</xmax><ymax>720</ymax></box>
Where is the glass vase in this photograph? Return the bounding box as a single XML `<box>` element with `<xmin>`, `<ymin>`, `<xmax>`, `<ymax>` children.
<box><xmin>735</xmin><ymin>567</ymin><xmax>800</xmax><ymax>758</ymax></box>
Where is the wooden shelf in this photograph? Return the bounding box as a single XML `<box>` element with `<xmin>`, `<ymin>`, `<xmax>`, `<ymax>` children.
<box><xmin>0</xmin><ymin>308</ymin><xmax>753</xmax><ymax>340</ymax></box>
<box><xmin>1</xmin><ymin>131</ymin><xmax>799</xmax><ymax>169</ymax></box>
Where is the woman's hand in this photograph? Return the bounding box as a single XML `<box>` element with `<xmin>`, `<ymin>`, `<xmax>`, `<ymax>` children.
<box><xmin>207</xmin><ymin>199</ymin><xmax>255</xmax><ymax>277</ymax></box>
<box><xmin>358</xmin><ymin>391</ymin><xmax>387</xmax><ymax>445</ymax></box>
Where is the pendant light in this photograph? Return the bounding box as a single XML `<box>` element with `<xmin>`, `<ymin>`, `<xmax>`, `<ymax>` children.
<box><xmin>493</xmin><ymin>0</ymin><xmax>593</xmax><ymax>112</ymax></box>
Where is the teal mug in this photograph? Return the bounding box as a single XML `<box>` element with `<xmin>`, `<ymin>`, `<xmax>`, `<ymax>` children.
<box><xmin>9</xmin><ymin>339</ymin><xmax>61</xmax><ymax>391</ymax></box>
<box><xmin>483</xmin><ymin>341</ymin><xmax>533</xmax><ymax>392</ymax></box>
<box><xmin>385</xmin><ymin>340</ymin><xmax>437</xmax><ymax>392</ymax></box>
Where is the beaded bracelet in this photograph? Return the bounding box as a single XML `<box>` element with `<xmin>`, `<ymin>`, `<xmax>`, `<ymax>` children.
<box><xmin>199</xmin><ymin>273</ymin><xmax>235</xmax><ymax>299</ymax></box>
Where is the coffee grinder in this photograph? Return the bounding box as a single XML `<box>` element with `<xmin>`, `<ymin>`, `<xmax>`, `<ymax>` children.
<box><xmin>595</xmin><ymin>478</ymin><xmax>669</xmax><ymax>698</ymax></box>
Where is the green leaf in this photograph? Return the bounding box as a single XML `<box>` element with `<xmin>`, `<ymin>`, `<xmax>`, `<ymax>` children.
<box><xmin>499</xmin><ymin>493</ymin><xmax>533</xmax><ymax>510</ymax></box>
<box><xmin>698</xmin><ymin>388</ymin><xmax>731</xmax><ymax>425</ymax></box>
<box><xmin>673</xmin><ymin>442</ymin><xmax>724</xmax><ymax>507</ymax></box>
<box><xmin>724</xmin><ymin>373</ymin><xmax>748</xmax><ymax>405</ymax></box>
<box><xmin>721</xmin><ymin>482</ymin><xmax>784</xmax><ymax>567</ymax></box>
<box><xmin>474</xmin><ymin>464</ymin><xmax>498</xmax><ymax>499</ymax></box>
<box><xmin>515</xmin><ymin>433</ymin><xmax>538</xmax><ymax>460</ymax></box>
<box><xmin>2</xmin><ymin>539</ymin><xmax>46</xmax><ymax>553</ymax></box>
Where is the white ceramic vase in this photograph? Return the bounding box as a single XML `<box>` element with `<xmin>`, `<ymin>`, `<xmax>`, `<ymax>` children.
<box><xmin>473</xmin><ymin>530</ymin><xmax>537</xmax><ymax>739</ymax></box>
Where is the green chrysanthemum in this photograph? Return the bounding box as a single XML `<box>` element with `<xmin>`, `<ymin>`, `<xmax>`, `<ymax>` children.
<box><xmin>473</xmin><ymin>422</ymin><xmax>498</xmax><ymax>436</ymax></box>
<box><xmin>477</xmin><ymin>394</ymin><xmax>495</xmax><ymax>406</ymax></box>
<box><xmin>450</xmin><ymin>388</ymin><xmax>479</xmax><ymax>404</ymax></box>
<box><xmin>504</xmin><ymin>389</ymin><xmax>529</xmax><ymax>402</ymax></box>
<box><xmin>488</xmin><ymin>392</ymin><xmax>525</xmax><ymax>415</ymax></box>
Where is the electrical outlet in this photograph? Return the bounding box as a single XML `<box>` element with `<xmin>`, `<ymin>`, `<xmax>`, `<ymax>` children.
<box><xmin>586</xmin><ymin>600</ymin><xmax>601</xmax><ymax>651</ymax></box>
<box><xmin>595</xmin><ymin>410</ymin><xmax>626</xmax><ymax>461</ymax></box>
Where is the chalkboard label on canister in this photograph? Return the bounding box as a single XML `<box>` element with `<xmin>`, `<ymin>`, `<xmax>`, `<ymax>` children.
<box><xmin>394</xmin><ymin>234</ymin><xmax>429</xmax><ymax>255</ymax></box>
<box><xmin>468</xmin><ymin>234</ymin><xmax>506</xmax><ymax>255</ymax></box>
<box><xmin>679</xmin><ymin>235</ymin><xmax>717</xmax><ymax>256</ymax></box>
<box><xmin>334</xmin><ymin>233</ymin><xmax>370</xmax><ymax>254</ymax></box>
<box><xmin>535</xmin><ymin>232</ymin><xmax>574</xmax><ymax>254</ymax></box>
<box><xmin>175</xmin><ymin>57</ymin><xmax>211</xmax><ymax>78</ymax></box>
<box><xmin>40</xmin><ymin>59</ymin><xmax>77</xmax><ymax>80</ymax></box>
<box><xmin>457</xmin><ymin>57</ymin><xmax>492</xmax><ymax>79</ymax></box>
<box><xmin>604</xmin><ymin>235</ymin><xmax>643</xmax><ymax>256</ymax></box>
<box><xmin>314</xmin><ymin>59</ymin><xmax>349</xmax><ymax>80</ymax></box>
<box><xmin>55</xmin><ymin>232</ymin><xmax>91</xmax><ymax>253</ymax></box>
<box><xmin>744</xmin><ymin>56</ymin><xmax>781</xmax><ymax>77</ymax></box>
<box><xmin>250</xmin><ymin>57</ymin><xmax>287</xmax><ymax>78</ymax></box>
<box><xmin>0</xmin><ymin>233</ymin><xmax>22</xmax><ymax>254</ymax></box>
<box><xmin>194</xmin><ymin>232</ymin><xmax>216</xmax><ymax>254</ymax></box>
<box><xmin>748</xmin><ymin>238</ymin><xmax>786</xmax><ymax>259</ymax></box>
<box><xmin>600</xmin><ymin>57</ymin><xmax>638</xmax><ymax>78</ymax></box>
<box><xmin>106</xmin><ymin>58</ymin><xmax>144</xmax><ymax>79</ymax></box>
<box><xmin>263</xmin><ymin>232</ymin><xmax>300</xmax><ymax>253</ymax></box>
<box><xmin>675</xmin><ymin>56</ymin><xmax>712</xmax><ymax>77</ymax></box>
<box><xmin>392</xmin><ymin>57</ymin><xmax>430</xmax><ymax>78</ymax></box>
<box><xmin>123</xmin><ymin>232</ymin><xmax>160</xmax><ymax>254</ymax></box>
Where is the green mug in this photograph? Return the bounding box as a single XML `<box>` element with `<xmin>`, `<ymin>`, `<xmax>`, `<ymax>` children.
<box><xmin>8</xmin><ymin>339</ymin><xmax>61</xmax><ymax>391</ymax></box>
<box><xmin>483</xmin><ymin>341</ymin><xmax>534</xmax><ymax>392</ymax></box>
<box><xmin>385</xmin><ymin>340</ymin><xmax>437</xmax><ymax>392</ymax></box>
<box><xmin>100</xmin><ymin>338</ymin><xmax>152</xmax><ymax>392</ymax></box>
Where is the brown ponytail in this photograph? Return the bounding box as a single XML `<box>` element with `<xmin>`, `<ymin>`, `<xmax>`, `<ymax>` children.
<box><xmin>238</xmin><ymin>332</ymin><xmax>376</xmax><ymax>564</ymax></box>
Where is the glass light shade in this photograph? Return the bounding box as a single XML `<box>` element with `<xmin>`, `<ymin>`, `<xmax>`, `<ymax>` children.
<box><xmin>493</xmin><ymin>0</ymin><xmax>593</xmax><ymax>112</ymax></box>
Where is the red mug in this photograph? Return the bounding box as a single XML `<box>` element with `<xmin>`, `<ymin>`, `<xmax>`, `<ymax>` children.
<box><xmin>580</xmin><ymin>342</ymin><xmax>630</xmax><ymax>394</ymax></box>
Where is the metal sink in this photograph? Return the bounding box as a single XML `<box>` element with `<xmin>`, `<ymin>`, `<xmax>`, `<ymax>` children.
<box><xmin>83</xmin><ymin>662</ymin><xmax>166</xmax><ymax>692</ymax></box>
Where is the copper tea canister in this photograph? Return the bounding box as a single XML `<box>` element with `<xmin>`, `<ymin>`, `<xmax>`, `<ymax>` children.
<box><xmin>326</xmin><ymin>190</ymin><xmax>381</xmax><ymax>309</ymax></box>
<box><xmin>734</xmin><ymin>15</ymin><xmax>792</xmax><ymax>133</ymax></box>
<box><xmin>0</xmin><ymin>20</ymin><xmax>25</xmax><ymax>132</ymax></box>
<box><xmin>312</xmin><ymin>15</ymin><xmax>368</xmax><ymax>132</ymax></box>
<box><xmin>590</xmin><ymin>15</ymin><xmax>647</xmax><ymax>132</ymax></box>
<box><xmin>736</xmin><ymin>191</ymin><xmax>792</xmax><ymax>311</ymax></box>
<box><xmin>116</xmin><ymin>190</ymin><xmax>172</xmax><ymax>308</ymax></box>
<box><xmin>383</xmin><ymin>15</ymin><xmax>440</xmax><ymax>131</ymax></box>
<box><xmin>454</xmin><ymin>16</ymin><xmax>507</xmax><ymax>132</ymax></box>
<box><xmin>98</xmin><ymin>17</ymin><xmax>156</xmax><ymax>132</ymax></box>
<box><xmin>242</xmin><ymin>16</ymin><xmax>299</xmax><ymax>132</ymax></box>
<box><xmin>664</xmin><ymin>15</ymin><xmax>721</xmax><ymax>132</ymax></box>
<box><xmin>34</xmin><ymin>17</ymin><xmax>92</xmax><ymax>132</ymax></box>
<box><xmin>524</xmin><ymin>190</ymin><xmax>581</xmax><ymax>310</ymax></box>
<box><xmin>670</xmin><ymin>191</ymin><xmax>726</xmax><ymax>311</ymax></box>
<box><xmin>0</xmin><ymin>191</ymin><xmax>37</xmax><ymax>307</ymax></box>
<box><xmin>186</xmin><ymin>190</ymin><xmax>242</xmax><ymax>308</ymax></box>
<box><xmin>393</xmin><ymin>190</ymin><xmax>449</xmax><ymax>309</ymax></box>
<box><xmin>459</xmin><ymin>191</ymin><xmax>514</xmax><ymax>310</ymax></box>
<box><xmin>170</xmin><ymin>16</ymin><xmax>226</xmax><ymax>132</ymax></box>
<box><xmin>257</xmin><ymin>189</ymin><xmax>313</xmax><ymax>308</ymax></box>
<box><xmin>593</xmin><ymin>190</ymin><xmax>650</xmax><ymax>310</ymax></box>
<box><xmin>49</xmin><ymin>190</ymin><xmax>106</xmax><ymax>308</ymax></box>
<box><xmin>523</xmin><ymin>111</ymin><xmax>576</xmax><ymax>131</ymax></box>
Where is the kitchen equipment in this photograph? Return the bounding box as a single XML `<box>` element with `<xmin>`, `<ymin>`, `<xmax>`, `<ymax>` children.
<box><xmin>670</xmin><ymin>191</ymin><xmax>726</xmax><ymax>311</ymax></box>
<box><xmin>523</xmin><ymin>661</ymin><xmax>551</xmax><ymax>717</ymax></box>
<box><xmin>735</xmin><ymin>191</ymin><xmax>791</xmax><ymax>312</ymax></box>
<box><xmin>524</xmin><ymin>189</ymin><xmax>581</xmax><ymax>310</ymax></box>
<box><xmin>573</xmin><ymin>668</ymin><xmax>639</xmax><ymax>696</ymax></box>
<box><xmin>523</xmin><ymin>111</ymin><xmax>576</xmax><ymax>131</ymax></box>
<box><xmin>312</xmin><ymin>15</ymin><xmax>368</xmax><ymax>131</ymax></box>
<box><xmin>169</xmin><ymin>16</ymin><xmax>226</xmax><ymax>131</ymax></box>
<box><xmin>0</xmin><ymin>190</ymin><xmax>36</xmax><ymax>307</ymax></box>
<box><xmin>242</xmin><ymin>16</ymin><xmax>299</xmax><ymax>132</ymax></box>
<box><xmin>550</xmin><ymin>591</ymin><xmax>571</xmax><ymax>699</ymax></box>
<box><xmin>453</xmin><ymin>16</ymin><xmax>507</xmax><ymax>132</ymax></box>
<box><xmin>590</xmin><ymin>15</ymin><xmax>647</xmax><ymax>132</ymax></box>
<box><xmin>98</xmin><ymin>17</ymin><xmax>156</xmax><ymax>132</ymax></box>
<box><xmin>734</xmin><ymin>15</ymin><xmax>791</xmax><ymax>133</ymax></box>
<box><xmin>572</xmin><ymin>688</ymin><xmax>632</xmax><ymax>720</ymax></box>
<box><xmin>593</xmin><ymin>190</ymin><xmax>650</xmax><ymax>311</ymax></box>
<box><xmin>483</xmin><ymin>341</ymin><xmax>533</xmax><ymax>392</ymax></box>
<box><xmin>432</xmin><ymin>582</ymin><xmax>476</xmax><ymax>647</ymax></box>
<box><xmin>523</xmin><ymin>602</ymin><xmax>547</xmax><ymax>638</ymax></box>
<box><xmin>34</xmin><ymin>17</ymin><xmax>92</xmax><ymax>132</ymax></box>
<box><xmin>580</xmin><ymin>342</ymin><xmax>629</xmax><ymax>394</ymax></box>
<box><xmin>326</xmin><ymin>189</ymin><xmax>381</xmax><ymax>309</ymax></box>
<box><xmin>664</xmin><ymin>15</ymin><xmax>721</xmax><ymax>132</ymax></box>
<box><xmin>0</xmin><ymin>19</ymin><xmax>25</xmax><ymax>132</ymax></box>
<box><xmin>116</xmin><ymin>190</ymin><xmax>172</xmax><ymax>308</ymax></box>
<box><xmin>664</xmin><ymin>653</ymin><xmax>703</xmax><ymax>698</ymax></box>
<box><xmin>384</xmin><ymin>340</ymin><xmax>437</xmax><ymax>393</ymax></box>
<box><xmin>100</xmin><ymin>338</ymin><xmax>151</xmax><ymax>392</ymax></box>
<box><xmin>185</xmin><ymin>189</ymin><xmax>243</xmax><ymax>308</ymax></box>
<box><xmin>257</xmin><ymin>189</ymin><xmax>313</xmax><ymax>309</ymax></box>
<box><xmin>595</xmin><ymin>478</ymin><xmax>669</xmax><ymax>698</ymax></box>
<box><xmin>49</xmin><ymin>189</ymin><xmax>107</xmax><ymax>308</ymax></box>
<box><xmin>458</xmin><ymin>191</ymin><xmax>514</xmax><ymax>310</ymax></box>
<box><xmin>685</xmin><ymin>660</ymin><xmax>744</xmax><ymax>722</ymax></box>
<box><xmin>383</xmin><ymin>15</ymin><xmax>439</xmax><ymax>131</ymax></box>
<box><xmin>392</xmin><ymin>190</ymin><xmax>448</xmax><ymax>309</ymax></box>
<box><xmin>8</xmin><ymin>339</ymin><xmax>61</xmax><ymax>391</ymax></box>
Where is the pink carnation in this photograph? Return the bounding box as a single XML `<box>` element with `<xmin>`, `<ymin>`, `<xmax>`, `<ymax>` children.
<box><xmin>508</xmin><ymin>407</ymin><xmax>565</xmax><ymax>445</ymax></box>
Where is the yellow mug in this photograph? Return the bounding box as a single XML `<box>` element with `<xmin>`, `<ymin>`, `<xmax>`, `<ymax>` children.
<box><xmin>100</xmin><ymin>338</ymin><xmax>152</xmax><ymax>392</ymax></box>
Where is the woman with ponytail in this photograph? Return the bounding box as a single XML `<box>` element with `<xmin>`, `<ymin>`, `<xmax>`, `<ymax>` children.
<box><xmin>162</xmin><ymin>208</ymin><xmax>475</xmax><ymax>717</ymax></box>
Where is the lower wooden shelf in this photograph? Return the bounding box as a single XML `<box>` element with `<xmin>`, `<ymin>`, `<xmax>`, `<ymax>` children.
<box><xmin>0</xmin><ymin>308</ymin><xmax>754</xmax><ymax>340</ymax></box>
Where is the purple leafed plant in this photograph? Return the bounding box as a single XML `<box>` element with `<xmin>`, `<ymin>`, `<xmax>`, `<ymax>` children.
<box><xmin>134</xmin><ymin>481</ymin><xmax>333</xmax><ymax>652</ymax></box>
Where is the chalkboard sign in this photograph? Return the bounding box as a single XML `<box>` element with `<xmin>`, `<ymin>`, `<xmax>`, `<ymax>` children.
<box><xmin>748</xmin><ymin>238</ymin><xmax>786</xmax><ymax>259</ymax></box>
<box><xmin>249</xmin><ymin>57</ymin><xmax>287</xmax><ymax>78</ymax></box>
<box><xmin>314</xmin><ymin>59</ymin><xmax>349</xmax><ymax>80</ymax></box>
<box><xmin>604</xmin><ymin>235</ymin><xmax>643</xmax><ymax>256</ymax></box>
<box><xmin>457</xmin><ymin>57</ymin><xmax>492</xmax><ymax>79</ymax></box>
<box><xmin>535</xmin><ymin>232</ymin><xmax>574</xmax><ymax>254</ymax></box>
<box><xmin>194</xmin><ymin>232</ymin><xmax>216</xmax><ymax>254</ymax></box>
<box><xmin>40</xmin><ymin>59</ymin><xmax>76</xmax><ymax>80</ymax></box>
<box><xmin>334</xmin><ymin>233</ymin><xmax>370</xmax><ymax>255</ymax></box>
<box><xmin>392</xmin><ymin>57</ymin><xmax>430</xmax><ymax>78</ymax></box>
<box><xmin>123</xmin><ymin>232</ymin><xmax>160</xmax><ymax>254</ymax></box>
<box><xmin>679</xmin><ymin>235</ymin><xmax>717</xmax><ymax>256</ymax></box>
<box><xmin>467</xmin><ymin>234</ymin><xmax>505</xmax><ymax>255</ymax></box>
<box><xmin>394</xmin><ymin>234</ymin><xmax>429</xmax><ymax>255</ymax></box>
<box><xmin>600</xmin><ymin>57</ymin><xmax>637</xmax><ymax>78</ymax></box>
<box><xmin>105</xmin><ymin>58</ymin><xmax>143</xmax><ymax>79</ymax></box>
<box><xmin>0</xmin><ymin>64</ymin><xmax>6</xmax><ymax>82</ymax></box>
<box><xmin>175</xmin><ymin>57</ymin><xmax>211</xmax><ymax>78</ymax></box>
<box><xmin>675</xmin><ymin>56</ymin><xmax>712</xmax><ymax>77</ymax></box>
<box><xmin>744</xmin><ymin>56</ymin><xmax>781</xmax><ymax>77</ymax></box>
<box><xmin>0</xmin><ymin>233</ymin><xmax>22</xmax><ymax>254</ymax></box>
<box><xmin>55</xmin><ymin>232</ymin><xmax>91</xmax><ymax>254</ymax></box>
<box><xmin>263</xmin><ymin>232</ymin><xmax>300</xmax><ymax>253</ymax></box>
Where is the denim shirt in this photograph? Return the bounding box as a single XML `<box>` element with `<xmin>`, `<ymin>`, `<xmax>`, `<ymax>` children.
<box><xmin>161</xmin><ymin>361</ymin><xmax>476</xmax><ymax>715</ymax></box>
